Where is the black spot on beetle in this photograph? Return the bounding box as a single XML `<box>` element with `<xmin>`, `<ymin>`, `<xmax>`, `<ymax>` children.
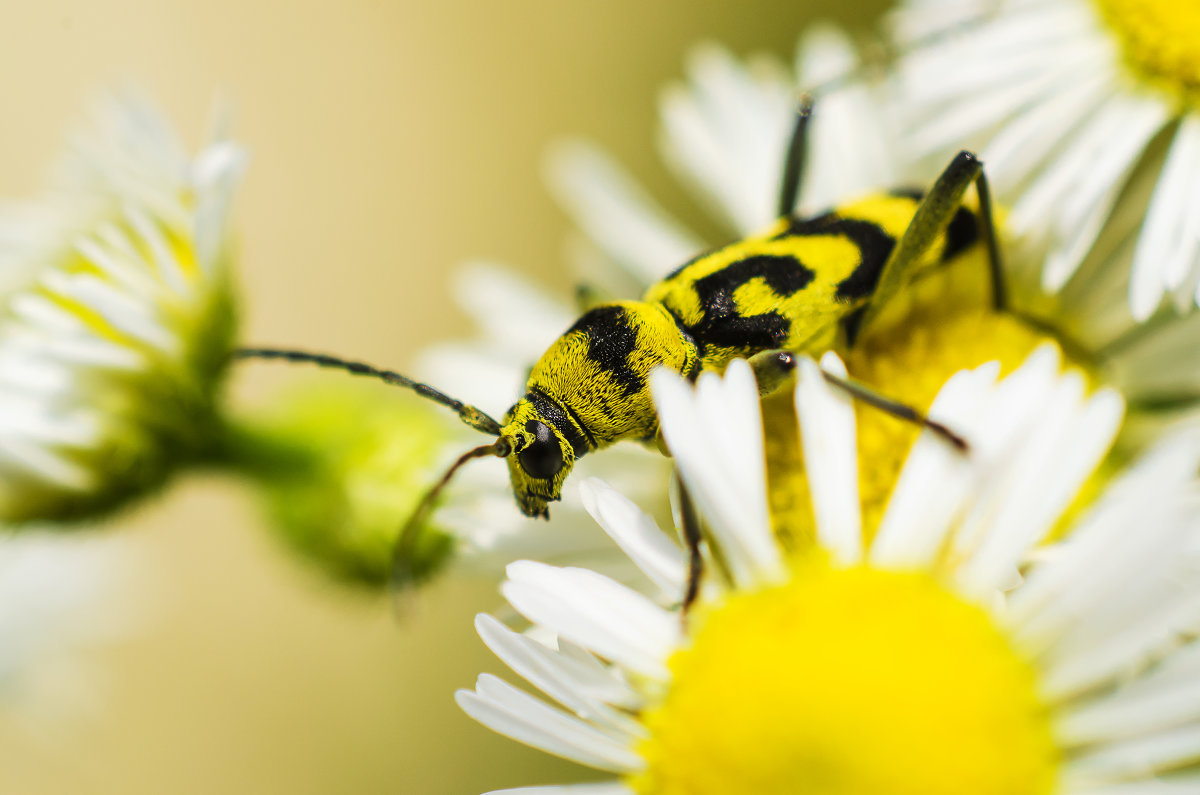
<box><xmin>685</xmin><ymin>254</ymin><xmax>814</xmax><ymax>350</ymax></box>
<box><xmin>568</xmin><ymin>306</ymin><xmax>643</xmax><ymax>397</ymax></box>
<box><xmin>941</xmin><ymin>205</ymin><xmax>980</xmax><ymax>263</ymax></box>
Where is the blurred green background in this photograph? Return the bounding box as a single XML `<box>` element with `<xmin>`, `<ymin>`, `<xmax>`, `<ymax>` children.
<box><xmin>0</xmin><ymin>1</ymin><xmax>886</xmax><ymax>792</ymax></box>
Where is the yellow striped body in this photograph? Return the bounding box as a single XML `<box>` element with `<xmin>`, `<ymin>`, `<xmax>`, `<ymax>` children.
<box><xmin>503</xmin><ymin>190</ymin><xmax>981</xmax><ymax>517</ymax></box>
<box><xmin>645</xmin><ymin>192</ymin><xmax>977</xmax><ymax>370</ymax></box>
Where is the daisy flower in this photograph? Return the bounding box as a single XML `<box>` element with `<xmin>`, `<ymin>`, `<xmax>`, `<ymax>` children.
<box><xmin>459</xmin><ymin>350</ymin><xmax>1200</xmax><ymax>794</ymax></box>
<box><xmin>544</xmin><ymin>23</ymin><xmax>1200</xmax><ymax>526</ymax></box>
<box><xmin>236</xmin><ymin>262</ymin><xmax>672</xmax><ymax>589</ymax></box>
<box><xmin>890</xmin><ymin>0</ymin><xmax>1200</xmax><ymax>321</ymax></box>
<box><xmin>0</xmin><ymin>92</ymin><xmax>245</xmax><ymax>523</ymax></box>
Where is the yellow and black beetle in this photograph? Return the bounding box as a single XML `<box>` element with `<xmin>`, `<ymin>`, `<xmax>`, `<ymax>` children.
<box><xmin>239</xmin><ymin>96</ymin><xmax>1002</xmax><ymax>579</ymax></box>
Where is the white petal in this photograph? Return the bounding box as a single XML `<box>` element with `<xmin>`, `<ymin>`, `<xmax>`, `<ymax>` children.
<box><xmin>123</xmin><ymin>203</ymin><xmax>189</xmax><ymax>296</ymax></box>
<box><xmin>503</xmin><ymin>560</ymin><xmax>680</xmax><ymax>680</ymax></box>
<box><xmin>451</xmin><ymin>262</ymin><xmax>575</xmax><ymax>360</ymax></box>
<box><xmin>456</xmin><ymin>675</ymin><xmax>643</xmax><ymax>773</ymax></box>
<box><xmin>545</xmin><ymin>140</ymin><xmax>703</xmax><ymax>286</ymax></box>
<box><xmin>0</xmin><ymin>438</ymin><xmax>94</xmax><ymax>489</ymax></box>
<box><xmin>954</xmin><ymin>377</ymin><xmax>1123</xmax><ymax>597</ymax></box>
<box><xmin>485</xmin><ymin>785</ymin><xmax>632</xmax><ymax>795</ymax></box>
<box><xmin>1132</xmin><ymin>116</ymin><xmax>1200</xmax><ymax>318</ymax></box>
<box><xmin>191</xmin><ymin>140</ymin><xmax>246</xmax><ymax>273</ymax></box>
<box><xmin>578</xmin><ymin>478</ymin><xmax>685</xmax><ymax>596</ymax></box>
<box><xmin>42</xmin><ymin>270</ymin><xmax>175</xmax><ymax>353</ymax></box>
<box><xmin>652</xmin><ymin>362</ymin><xmax>784</xmax><ymax>587</ymax></box>
<box><xmin>794</xmin><ymin>353</ymin><xmax>861</xmax><ymax>564</ymax></box>
<box><xmin>75</xmin><ymin>232</ymin><xmax>159</xmax><ymax>302</ymax></box>
<box><xmin>1039</xmin><ymin>545</ymin><xmax>1200</xmax><ymax>699</ymax></box>
<box><xmin>1062</xmin><ymin>776</ymin><xmax>1200</xmax><ymax>795</ymax></box>
<box><xmin>870</xmin><ymin>360</ymin><xmax>1001</xmax><ymax>568</ymax></box>
<box><xmin>909</xmin><ymin>46</ymin><xmax>1100</xmax><ymax>161</ymax></box>
<box><xmin>1065</xmin><ymin>724</ymin><xmax>1200</xmax><ymax>786</ymax></box>
<box><xmin>1029</xmin><ymin>95</ymin><xmax>1169</xmax><ymax>291</ymax></box>
<box><xmin>944</xmin><ymin>345</ymin><xmax>1066</xmax><ymax>562</ymax></box>
<box><xmin>657</xmin><ymin>44</ymin><xmax>792</xmax><ymax>233</ymax></box>
<box><xmin>414</xmin><ymin>344</ymin><xmax>526</xmax><ymax>420</ymax></box>
<box><xmin>1057</xmin><ymin>643</ymin><xmax>1200</xmax><ymax>746</ymax></box>
<box><xmin>1009</xmin><ymin>433</ymin><xmax>1200</xmax><ymax>653</ymax></box>
<box><xmin>796</xmin><ymin>25</ymin><xmax>898</xmax><ymax>211</ymax></box>
<box><xmin>981</xmin><ymin>65</ymin><xmax>1111</xmax><ymax>195</ymax></box>
<box><xmin>474</xmin><ymin>614</ymin><xmax>644</xmax><ymax>739</ymax></box>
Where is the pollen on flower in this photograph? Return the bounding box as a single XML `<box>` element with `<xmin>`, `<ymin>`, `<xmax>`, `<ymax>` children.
<box><xmin>1095</xmin><ymin>0</ymin><xmax>1200</xmax><ymax>102</ymax></box>
<box><xmin>628</xmin><ymin>565</ymin><xmax>1058</xmax><ymax>795</ymax></box>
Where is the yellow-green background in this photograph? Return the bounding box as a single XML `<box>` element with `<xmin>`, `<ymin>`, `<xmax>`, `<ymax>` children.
<box><xmin>0</xmin><ymin>1</ymin><xmax>884</xmax><ymax>792</ymax></box>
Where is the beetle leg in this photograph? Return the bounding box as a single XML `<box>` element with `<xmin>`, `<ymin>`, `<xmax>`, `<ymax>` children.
<box><xmin>777</xmin><ymin>95</ymin><xmax>814</xmax><ymax>219</ymax></box>
<box><xmin>748</xmin><ymin>348</ymin><xmax>968</xmax><ymax>453</ymax></box>
<box><xmin>857</xmin><ymin>151</ymin><xmax>1006</xmax><ymax>337</ymax></box>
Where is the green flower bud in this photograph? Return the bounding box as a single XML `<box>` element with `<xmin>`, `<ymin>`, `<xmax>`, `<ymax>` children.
<box><xmin>232</xmin><ymin>380</ymin><xmax>462</xmax><ymax>589</ymax></box>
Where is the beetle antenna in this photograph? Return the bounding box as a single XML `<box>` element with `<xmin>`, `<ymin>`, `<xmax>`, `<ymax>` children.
<box><xmin>390</xmin><ymin>437</ymin><xmax>514</xmax><ymax>597</ymax></box>
<box><xmin>235</xmin><ymin>346</ymin><xmax>504</xmax><ymax>436</ymax></box>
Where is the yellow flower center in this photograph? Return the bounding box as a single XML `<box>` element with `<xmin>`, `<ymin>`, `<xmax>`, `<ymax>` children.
<box><xmin>765</xmin><ymin>260</ymin><xmax>1063</xmax><ymax>547</ymax></box>
<box><xmin>628</xmin><ymin>564</ymin><xmax>1057</xmax><ymax>795</ymax></box>
<box><xmin>1095</xmin><ymin>0</ymin><xmax>1200</xmax><ymax>101</ymax></box>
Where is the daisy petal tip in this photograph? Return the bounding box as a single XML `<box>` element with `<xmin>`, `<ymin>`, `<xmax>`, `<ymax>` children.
<box><xmin>543</xmin><ymin>137</ymin><xmax>594</xmax><ymax>177</ymax></box>
<box><xmin>194</xmin><ymin>141</ymin><xmax>248</xmax><ymax>185</ymax></box>
<box><xmin>454</xmin><ymin>687</ymin><xmax>481</xmax><ymax>711</ymax></box>
<box><xmin>974</xmin><ymin>360</ymin><xmax>1002</xmax><ymax>382</ymax></box>
<box><xmin>794</xmin><ymin>354</ymin><xmax>822</xmax><ymax>386</ymax></box>
<box><xmin>1129</xmin><ymin>282</ymin><xmax>1163</xmax><ymax>323</ymax></box>
<box><xmin>686</xmin><ymin>40</ymin><xmax>732</xmax><ymax>71</ymax></box>
<box><xmin>649</xmin><ymin>366</ymin><xmax>690</xmax><ymax>407</ymax></box>
<box><xmin>722</xmin><ymin>357</ymin><xmax>758</xmax><ymax>398</ymax></box>
<box><xmin>504</xmin><ymin>559</ymin><xmax>549</xmax><ymax>582</ymax></box>
<box><xmin>1090</xmin><ymin>386</ymin><xmax>1125</xmax><ymax>426</ymax></box>
<box><xmin>817</xmin><ymin>349</ymin><xmax>847</xmax><ymax>375</ymax></box>
<box><xmin>1030</xmin><ymin>341</ymin><xmax>1063</xmax><ymax>369</ymax></box>
<box><xmin>577</xmin><ymin>477</ymin><xmax>605</xmax><ymax>514</ymax></box>
<box><xmin>474</xmin><ymin>612</ymin><xmax>501</xmax><ymax>635</ymax></box>
<box><xmin>796</xmin><ymin>20</ymin><xmax>858</xmax><ymax>74</ymax></box>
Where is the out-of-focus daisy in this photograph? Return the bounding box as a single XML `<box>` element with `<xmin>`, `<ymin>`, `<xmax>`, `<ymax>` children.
<box><xmin>236</xmin><ymin>262</ymin><xmax>671</xmax><ymax>589</ymax></box>
<box><xmin>0</xmin><ymin>92</ymin><xmax>245</xmax><ymax>523</ymax></box>
<box><xmin>0</xmin><ymin>532</ymin><xmax>137</xmax><ymax>723</ymax></box>
<box><xmin>545</xmin><ymin>23</ymin><xmax>1200</xmax><ymax>516</ymax></box>
<box><xmin>548</xmin><ymin>25</ymin><xmax>901</xmax><ymax>299</ymax></box>
<box><xmin>891</xmin><ymin>0</ymin><xmax>1200</xmax><ymax>321</ymax></box>
<box><xmin>460</xmin><ymin>352</ymin><xmax>1200</xmax><ymax>794</ymax></box>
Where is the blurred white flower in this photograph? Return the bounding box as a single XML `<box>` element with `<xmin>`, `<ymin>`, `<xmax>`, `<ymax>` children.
<box><xmin>546</xmin><ymin>25</ymin><xmax>901</xmax><ymax>299</ymax></box>
<box><xmin>0</xmin><ymin>91</ymin><xmax>245</xmax><ymax>523</ymax></box>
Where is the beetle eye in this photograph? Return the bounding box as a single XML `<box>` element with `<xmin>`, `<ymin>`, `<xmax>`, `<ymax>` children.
<box><xmin>518</xmin><ymin>420</ymin><xmax>564</xmax><ymax>479</ymax></box>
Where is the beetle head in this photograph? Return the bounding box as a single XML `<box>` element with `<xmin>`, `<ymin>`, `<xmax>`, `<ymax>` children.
<box><xmin>500</xmin><ymin>398</ymin><xmax>577</xmax><ymax>519</ymax></box>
